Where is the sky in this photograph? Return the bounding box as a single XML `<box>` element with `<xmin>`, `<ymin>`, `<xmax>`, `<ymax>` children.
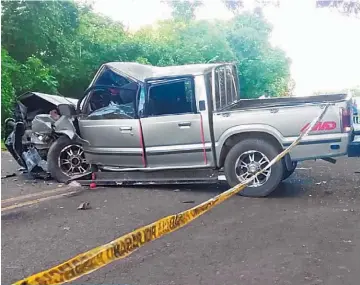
<box><xmin>91</xmin><ymin>0</ymin><xmax>360</xmax><ymax>97</ymax></box>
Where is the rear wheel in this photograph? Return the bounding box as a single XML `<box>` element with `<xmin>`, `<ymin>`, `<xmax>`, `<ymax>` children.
<box><xmin>224</xmin><ymin>138</ymin><xmax>284</xmax><ymax>197</ymax></box>
<box><xmin>47</xmin><ymin>136</ymin><xmax>90</xmax><ymax>183</ymax></box>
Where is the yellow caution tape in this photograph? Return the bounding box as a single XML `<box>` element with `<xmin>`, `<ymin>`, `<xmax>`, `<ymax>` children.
<box><xmin>13</xmin><ymin>105</ymin><xmax>330</xmax><ymax>285</ymax></box>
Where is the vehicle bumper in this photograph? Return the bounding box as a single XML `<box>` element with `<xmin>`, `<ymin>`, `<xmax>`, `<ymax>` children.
<box><xmin>285</xmin><ymin>133</ymin><xmax>350</xmax><ymax>161</ymax></box>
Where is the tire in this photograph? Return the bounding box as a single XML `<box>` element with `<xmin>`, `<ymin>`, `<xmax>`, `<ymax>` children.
<box><xmin>282</xmin><ymin>161</ymin><xmax>297</xmax><ymax>181</ymax></box>
<box><xmin>47</xmin><ymin>136</ymin><xmax>89</xmax><ymax>183</ymax></box>
<box><xmin>224</xmin><ymin>138</ymin><xmax>284</xmax><ymax>197</ymax></box>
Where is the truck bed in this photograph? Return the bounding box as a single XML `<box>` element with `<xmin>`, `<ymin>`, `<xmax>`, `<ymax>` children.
<box><xmin>224</xmin><ymin>94</ymin><xmax>348</xmax><ymax>111</ymax></box>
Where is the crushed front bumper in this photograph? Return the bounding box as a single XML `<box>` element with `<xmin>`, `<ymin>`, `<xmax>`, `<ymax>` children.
<box><xmin>4</xmin><ymin>120</ymin><xmax>49</xmax><ymax>177</ymax></box>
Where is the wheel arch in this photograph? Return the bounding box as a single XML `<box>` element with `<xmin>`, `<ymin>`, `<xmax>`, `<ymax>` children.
<box><xmin>217</xmin><ymin>131</ymin><xmax>286</xmax><ymax>169</ymax></box>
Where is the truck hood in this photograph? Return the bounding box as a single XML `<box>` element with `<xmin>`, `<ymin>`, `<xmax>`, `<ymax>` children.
<box><xmin>19</xmin><ymin>92</ymin><xmax>78</xmax><ymax>106</ymax></box>
<box><xmin>14</xmin><ymin>92</ymin><xmax>78</xmax><ymax>122</ymax></box>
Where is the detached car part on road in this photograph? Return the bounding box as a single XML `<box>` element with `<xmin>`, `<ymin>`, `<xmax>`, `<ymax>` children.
<box><xmin>4</xmin><ymin>62</ymin><xmax>359</xmax><ymax>197</ymax></box>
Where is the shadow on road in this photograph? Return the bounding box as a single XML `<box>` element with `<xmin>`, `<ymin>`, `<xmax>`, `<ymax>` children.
<box><xmin>114</xmin><ymin>177</ymin><xmax>312</xmax><ymax>199</ymax></box>
<box><xmin>268</xmin><ymin>180</ymin><xmax>309</xmax><ymax>198</ymax></box>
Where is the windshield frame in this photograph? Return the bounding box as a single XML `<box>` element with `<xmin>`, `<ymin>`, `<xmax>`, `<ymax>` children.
<box><xmin>80</xmin><ymin>66</ymin><xmax>141</xmax><ymax>118</ymax></box>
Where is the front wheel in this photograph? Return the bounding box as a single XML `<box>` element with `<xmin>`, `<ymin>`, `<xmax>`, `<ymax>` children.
<box><xmin>47</xmin><ymin>136</ymin><xmax>90</xmax><ymax>183</ymax></box>
<box><xmin>224</xmin><ymin>138</ymin><xmax>284</xmax><ymax>197</ymax></box>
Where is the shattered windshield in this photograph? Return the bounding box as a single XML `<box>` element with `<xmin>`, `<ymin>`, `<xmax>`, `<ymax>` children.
<box><xmin>87</xmin><ymin>101</ymin><xmax>135</xmax><ymax>120</ymax></box>
<box><xmin>86</xmin><ymin>67</ymin><xmax>139</xmax><ymax>119</ymax></box>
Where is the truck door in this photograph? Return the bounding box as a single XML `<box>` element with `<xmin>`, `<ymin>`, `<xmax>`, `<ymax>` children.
<box><xmin>140</xmin><ymin>77</ymin><xmax>210</xmax><ymax>168</ymax></box>
<box><xmin>78</xmin><ymin>86</ymin><xmax>145</xmax><ymax>168</ymax></box>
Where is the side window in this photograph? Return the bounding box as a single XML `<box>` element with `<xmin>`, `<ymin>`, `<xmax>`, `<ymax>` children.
<box><xmin>214</xmin><ymin>66</ymin><xmax>238</xmax><ymax>110</ymax></box>
<box><xmin>147</xmin><ymin>78</ymin><xmax>196</xmax><ymax>116</ymax></box>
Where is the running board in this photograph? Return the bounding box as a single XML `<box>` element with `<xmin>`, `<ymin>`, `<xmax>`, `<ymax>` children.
<box><xmin>74</xmin><ymin>168</ymin><xmax>221</xmax><ymax>186</ymax></box>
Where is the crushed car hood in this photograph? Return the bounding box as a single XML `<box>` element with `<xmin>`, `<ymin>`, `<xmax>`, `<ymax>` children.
<box><xmin>19</xmin><ymin>91</ymin><xmax>78</xmax><ymax>106</ymax></box>
<box><xmin>15</xmin><ymin>92</ymin><xmax>78</xmax><ymax>122</ymax></box>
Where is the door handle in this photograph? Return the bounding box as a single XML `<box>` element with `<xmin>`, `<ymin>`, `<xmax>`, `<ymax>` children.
<box><xmin>178</xmin><ymin>122</ymin><xmax>191</xmax><ymax>127</ymax></box>
<box><xmin>119</xmin><ymin>126</ymin><xmax>132</xmax><ymax>131</ymax></box>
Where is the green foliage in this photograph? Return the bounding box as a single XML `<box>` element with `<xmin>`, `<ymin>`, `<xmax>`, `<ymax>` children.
<box><xmin>225</xmin><ymin>13</ymin><xmax>290</xmax><ymax>97</ymax></box>
<box><xmin>1</xmin><ymin>48</ymin><xmax>18</xmax><ymax>122</ymax></box>
<box><xmin>16</xmin><ymin>56</ymin><xmax>59</xmax><ymax>95</ymax></box>
<box><xmin>164</xmin><ymin>0</ymin><xmax>203</xmax><ymax>21</ymax></box>
<box><xmin>1</xmin><ymin>0</ymin><xmax>292</xmax><ymax>124</ymax></box>
<box><xmin>1</xmin><ymin>0</ymin><xmax>80</xmax><ymax>63</ymax></box>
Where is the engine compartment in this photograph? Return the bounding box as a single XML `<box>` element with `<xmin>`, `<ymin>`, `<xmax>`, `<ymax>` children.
<box><xmin>4</xmin><ymin>92</ymin><xmax>79</xmax><ymax>177</ymax></box>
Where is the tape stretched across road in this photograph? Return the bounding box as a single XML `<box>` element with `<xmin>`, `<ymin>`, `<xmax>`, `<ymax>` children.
<box><xmin>13</xmin><ymin>105</ymin><xmax>330</xmax><ymax>285</ymax></box>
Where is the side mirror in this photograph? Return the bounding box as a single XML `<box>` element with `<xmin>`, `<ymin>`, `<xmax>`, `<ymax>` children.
<box><xmin>58</xmin><ymin>104</ymin><xmax>77</xmax><ymax>117</ymax></box>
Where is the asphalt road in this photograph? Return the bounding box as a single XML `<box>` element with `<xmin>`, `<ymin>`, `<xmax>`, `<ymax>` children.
<box><xmin>2</xmin><ymin>151</ymin><xmax>360</xmax><ymax>285</ymax></box>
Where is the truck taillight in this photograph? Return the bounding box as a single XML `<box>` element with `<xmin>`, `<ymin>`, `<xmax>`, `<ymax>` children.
<box><xmin>341</xmin><ymin>107</ymin><xmax>351</xmax><ymax>132</ymax></box>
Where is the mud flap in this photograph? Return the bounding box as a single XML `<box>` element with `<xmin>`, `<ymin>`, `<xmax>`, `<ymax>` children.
<box><xmin>283</xmin><ymin>153</ymin><xmax>296</xmax><ymax>171</ymax></box>
<box><xmin>348</xmin><ymin>141</ymin><xmax>360</xmax><ymax>157</ymax></box>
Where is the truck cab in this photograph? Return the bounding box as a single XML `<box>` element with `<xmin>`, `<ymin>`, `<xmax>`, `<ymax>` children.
<box><xmin>77</xmin><ymin>62</ymin><xmax>236</xmax><ymax>170</ymax></box>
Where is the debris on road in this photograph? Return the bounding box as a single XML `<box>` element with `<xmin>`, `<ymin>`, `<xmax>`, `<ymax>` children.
<box><xmin>182</xmin><ymin>200</ymin><xmax>195</xmax><ymax>204</ymax></box>
<box><xmin>68</xmin><ymin>181</ymin><xmax>81</xmax><ymax>187</ymax></box>
<box><xmin>218</xmin><ymin>175</ymin><xmax>226</xmax><ymax>181</ymax></box>
<box><xmin>89</xmin><ymin>173</ymin><xmax>97</xmax><ymax>189</ymax></box>
<box><xmin>77</xmin><ymin>202</ymin><xmax>91</xmax><ymax>210</ymax></box>
<box><xmin>17</xmin><ymin>167</ymin><xmax>27</xmax><ymax>173</ymax></box>
<box><xmin>1</xmin><ymin>173</ymin><xmax>16</xmax><ymax>179</ymax></box>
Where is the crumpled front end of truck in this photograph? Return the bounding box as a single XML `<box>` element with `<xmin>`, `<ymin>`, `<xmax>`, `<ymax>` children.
<box><xmin>4</xmin><ymin>117</ymin><xmax>53</xmax><ymax>178</ymax></box>
<box><xmin>3</xmin><ymin>92</ymin><xmax>79</xmax><ymax>178</ymax></box>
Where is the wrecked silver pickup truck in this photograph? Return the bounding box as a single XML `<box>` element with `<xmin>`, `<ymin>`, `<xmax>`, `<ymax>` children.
<box><xmin>5</xmin><ymin>62</ymin><xmax>358</xmax><ymax>197</ymax></box>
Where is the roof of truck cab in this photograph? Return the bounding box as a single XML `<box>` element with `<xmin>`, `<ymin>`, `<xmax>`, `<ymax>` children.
<box><xmin>104</xmin><ymin>62</ymin><xmax>229</xmax><ymax>82</ymax></box>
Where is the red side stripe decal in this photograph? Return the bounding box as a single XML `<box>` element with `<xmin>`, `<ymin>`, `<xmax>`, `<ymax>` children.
<box><xmin>138</xmin><ymin>120</ymin><xmax>146</xmax><ymax>167</ymax></box>
<box><xmin>200</xmin><ymin>114</ymin><xmax>208</xmax><ymax>165</ymax></box>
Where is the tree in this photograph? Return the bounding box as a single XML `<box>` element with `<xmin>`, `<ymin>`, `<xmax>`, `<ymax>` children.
<box><xmin>225</xmin><ymin>13</ymin><xmax>290</xmax><ymax>97</ymax></box>
<box><xmin>1</xmin><ymin>0</ymin><xmax>80</xmax><ymax>63</ymax></box>
<box><xmin>52</xmin><ymin>8</ymin><xmax>127</xmax><ymax>97</ymax></box>
<box><xmin>1</xmin><ymin>0</ymin><xmax>292</xmax><ymax>126</ymax></box>
<box><xmin>1</xmin><ymin>48</ymin><xmax>18</xmax><ymax>123</ymax></box>
<box><xmin>15</xmin><ymin>56</ymin><xmax>59</xmax><ymax>96</ymax></box>
<box><xmin>163</xmin><ymin>0</ymin><xmax>203</xmax><ymax>21</ymax></box>
<box><xmin>221</xmin><ymin>0</ymin><xmax>360</xmax><ymax>16</ymax></box>
<box><xmin>316</xmin><ymin>0</ymin><xmax>360</xmax><ymax>16</ymax></box>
